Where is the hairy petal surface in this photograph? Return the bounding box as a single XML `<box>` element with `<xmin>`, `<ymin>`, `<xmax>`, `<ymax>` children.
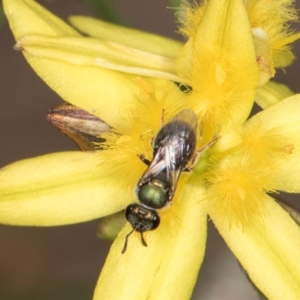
<box><xmin>244</xmin><ymin>95</ymin><xmax>300</xmax><ymax>192</ymax></box>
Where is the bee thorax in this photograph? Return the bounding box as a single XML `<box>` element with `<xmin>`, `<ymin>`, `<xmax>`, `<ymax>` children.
<box><xmin>138</xmin><ymin>179</ymin><xmax>168</xmax><ymax>209</ymax></box>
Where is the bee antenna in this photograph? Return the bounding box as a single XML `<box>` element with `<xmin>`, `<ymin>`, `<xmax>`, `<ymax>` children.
<box><xmin>140</xmin><ymin>232</ymin><xmax>148</xmax><ymax>247</ymax></box>
<box><xmin>121</xmin><ymin>229</ymin><xmax>135</xmax><ymax>254</ymax></box>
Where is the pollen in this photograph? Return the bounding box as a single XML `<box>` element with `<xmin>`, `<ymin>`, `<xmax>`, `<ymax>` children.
<box><xmin>215</xmin><ymin>65</ymin><xmax>226</xmax><ymax>87</ymax></box>
<box><xmin>284</xmin><ymin>144</ymin><xmax>295</xmax><ymax>154</ymax></box>
<box><xmin>136</xmin><ymin>76</ymin><xmax>154</xmax><ymax>95</ymax></box>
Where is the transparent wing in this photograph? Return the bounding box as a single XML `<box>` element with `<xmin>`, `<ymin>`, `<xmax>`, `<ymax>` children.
<box><xmin>164</xmin><ymin>141</ymin><xmax>181</xmax><ymax>199</ymax></box>
<box><xmin>138</xmin><ymin>109</ymin><xmax>198</xmax><ymax>199</ymax></box>
<box><xmin>171</xmin><ymin>109</ymin><xmax>198</xmax><ymax>136</ymax></box>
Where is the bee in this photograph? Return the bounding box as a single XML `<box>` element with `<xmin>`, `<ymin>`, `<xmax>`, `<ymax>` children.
<box><xmin>122</xmin><ymin>109</ymin><xmax>217</xmax><ymax>253</ymax></box>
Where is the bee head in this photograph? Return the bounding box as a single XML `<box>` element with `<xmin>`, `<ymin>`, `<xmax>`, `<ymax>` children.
<box><xmin>121</xmin><ymin>203</ymin><xmax>160</xmax><ymax>253</ymax></box>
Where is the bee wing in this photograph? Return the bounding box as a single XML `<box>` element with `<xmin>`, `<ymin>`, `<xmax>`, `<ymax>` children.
<box><xmin>164</xmin><ymin>141</ymin><xmax>181</xmax><ymax>199</ymax></box>
<box><xmin>138</xmin><ymin>109</ymin><xmax>198</xmax><ymax>193</ymax></box>
<box><xmin>164</xmin><ymin>109</ymin><xmax>198</xmax><ymax>171</ymax></box>
<box><xmin>137</xmin><ymin>148</ymin><xmax>166</xmax><ymax>187</ymax></box>
<box><xmin>138</xmin><ymin>144</ymin><xmax>179</xmax><ymax>198</ymax></box>
<box><xmin>163</xmin><ymin>109</ymin><xmax>198</xmax><ymax>199</ymax></box>
<box><xmin>171</xmin><ymin>109</ymin><xmax>198</xmax><ymax>141</ymax></box>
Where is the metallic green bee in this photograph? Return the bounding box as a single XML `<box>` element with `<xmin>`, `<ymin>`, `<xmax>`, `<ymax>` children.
<box><xmin>122</xmin><ymin>109</ymin><xmax>217</xmax><ymax>253</ymax></box>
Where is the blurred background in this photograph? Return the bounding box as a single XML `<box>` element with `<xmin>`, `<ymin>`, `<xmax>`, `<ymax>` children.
<box><xmin>0</xmin><ymin>1</ymin><xmax>300</xmax><ymax>299</ymax></box>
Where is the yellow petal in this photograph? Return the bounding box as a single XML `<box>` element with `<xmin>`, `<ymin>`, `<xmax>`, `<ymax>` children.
<box><xmin>0</xmin><ymin>152</ymin><xmax>130</xmax><ymax>226</ymax></box>
<box><xmin>255</xmin><ymin>80</ymin><xmax>294</xmax><ymax>109</ymax></box>
<box><xmin>177</xmin><ymin>0</ymin><xmax>258</xmax><ymax>130</ymax></box>
<box><xmin>14</xmin><ymin>33</ymin><xmax>184</xmax><ymax>130</ymax></box>
<box><xmin>69</xmin><ymin>16</ymin><xmax>183</xmax><ymax>59</ymax></box>
<box><xmin>210</xmin><ymin>196</ymin><xmax>300</xmax><ymax>299</ymax></box>
<box><xmin>21</xmin><ymin>51</ymin><xmax>139</xmax><ymax>130</ymax></box>
<box><xmin>94</xmin><ymin>176</ymin><xmax>208</xmax><ymax>300</ymax></box>
<box><xmin>3</xmin><ymin>0</ymin><xmax>80</xmax><ymax>39</ymax></box>
<box><xmin>18</xmin><ymin>34</ymin><xmax>183</xmax><ymax>83</ymax></box>
<box><xmin>244</xmin><ymin>94</ymin><xmax>300</xmax><ymax>192</ymax></box>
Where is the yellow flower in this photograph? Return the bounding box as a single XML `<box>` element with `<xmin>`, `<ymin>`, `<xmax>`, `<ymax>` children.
<box><xmin>1</xmin><ymin>0</ymin><xmax>300</xmax><ymax>299</ymax></box>
<box><xmin>180</xmin><ymin>0</ymin><xmax>300</xmax><ymax>85</ymax></box>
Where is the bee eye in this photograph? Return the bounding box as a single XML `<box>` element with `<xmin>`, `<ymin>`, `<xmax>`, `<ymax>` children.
<box><xmin>150</xmin><ymin>212</ymin><xmax>160</xmax><ymax>230</ymax></box>
<box><xmin>138</xmin><ymin>183</ymin><xmax>168</xmax><ymax>209</ymax></box>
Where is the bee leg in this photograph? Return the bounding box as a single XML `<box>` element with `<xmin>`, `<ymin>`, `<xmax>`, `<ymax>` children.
<box><xmin>121</xmin><ymin>229</ymin><xmax>135</xmax><ymax>254</ymax></box>
<box><xmin>183</xmin><ymin>165</ymin><xmax>193</xmax><ymax>172</ymax></box>
<box><xmin>184</xmin><ymin>136</ymin><xmax>220</xmax><ymax>172</ymax></box>
<box><xmin>138</xmin><ymin>153</ymin><xmax>151</xmax><ymax>166</ymax></box>
<box><xmin>161</xmin><ymin>108</ymin><xmax>165</xmax><ymax>126</ymax></box>
<box><xmin>140</xmin><ymin>232</ymin><xmax>148</xmax><ymax>247</ymax></box>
